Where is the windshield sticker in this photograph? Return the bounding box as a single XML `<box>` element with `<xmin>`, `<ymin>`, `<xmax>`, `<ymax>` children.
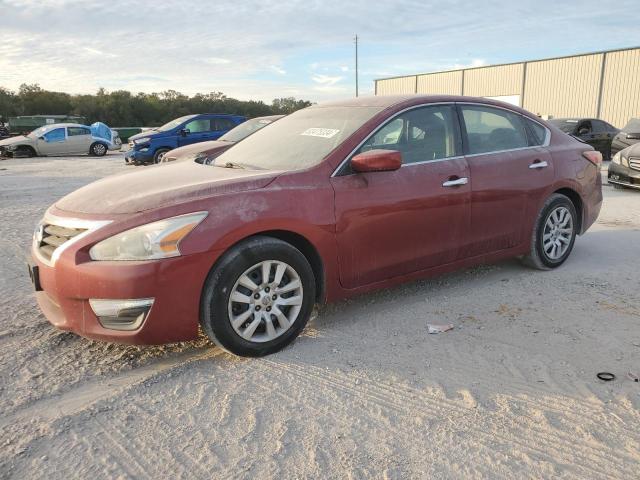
<box><xmin>301</xmin><ymin>128</ymin><xmax>340</xmax><ymax>139</ymax></box>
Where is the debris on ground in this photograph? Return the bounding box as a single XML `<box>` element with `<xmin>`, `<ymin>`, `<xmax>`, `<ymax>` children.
<box><xmin>427</xmin><ymin>324</ymin><xmax>454</xmax><ymax>334</ymax></box>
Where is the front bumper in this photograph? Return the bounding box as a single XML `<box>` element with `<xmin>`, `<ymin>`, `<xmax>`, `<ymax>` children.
<box><xmin>124</xmin><ymin>148</ymin><xmax>154</xmax><ymax>164</ymax></box>
<box><xmin>608</xmin><ymin>162</ymin><xmax>640</xmax><ymax>190</ymax></box>
<box><xmin>31</xmin><ymin>240</ymin><xmax>220</xmax><ymax>345</ymax></box>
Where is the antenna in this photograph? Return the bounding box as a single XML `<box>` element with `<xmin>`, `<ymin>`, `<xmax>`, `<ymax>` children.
<box><xmin>354</xmin><ymin>35</ymin><xmax>359</xmax><ymax>97</ymax></box>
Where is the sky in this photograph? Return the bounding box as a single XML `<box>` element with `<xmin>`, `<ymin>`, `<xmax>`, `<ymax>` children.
<box><xmin>0</xmin><ymin>0</ymin><xmax>639</xmax><ymax>103</ymax></box>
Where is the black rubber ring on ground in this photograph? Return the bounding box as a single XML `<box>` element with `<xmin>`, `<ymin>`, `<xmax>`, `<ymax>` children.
<box><xmin>597</xmin><ymin>372</ymin><xmax>616</xmax><ymax>381</ymax></box>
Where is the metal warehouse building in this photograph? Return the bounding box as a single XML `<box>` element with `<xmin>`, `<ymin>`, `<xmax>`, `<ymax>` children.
<box><xmin>374</xmin><ymin>46</ymin><xmax>640</xmax><ymax>128</ymax></box>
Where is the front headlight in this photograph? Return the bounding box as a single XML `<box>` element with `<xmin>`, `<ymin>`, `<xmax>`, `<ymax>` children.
<box><xmin>89</xmin><ymin>212</ymin><xmax>208</xmax><ymax>261</ymax></box>
<box><xmin>6</xmin><ymin>144</ymin><xmax>17</xmax><ymax>151</ymax></box>
<box><xmin>134</xmin><ymin>137</ymin><xmax>151</xmax><ymax>145</ymax></box>
<box><xmin>613</xmin><ymin>152</ymin><xmax>630</xmax><ymax>167</ymax></box>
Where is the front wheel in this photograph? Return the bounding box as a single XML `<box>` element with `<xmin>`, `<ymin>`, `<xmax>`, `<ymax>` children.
<box><xmin>521</xmin><ymin>194</ymin><xmax>577</xmax><ymax>270</ymax></box>
<box><xmin>153</xmin><ymin>148</ymin><xmax>169</xmax><ymax>164</ymax></box>
<box><xmin>200</xmin><ymin>236</ymin><xmax>316</xmax><ymax>357</ymax></box>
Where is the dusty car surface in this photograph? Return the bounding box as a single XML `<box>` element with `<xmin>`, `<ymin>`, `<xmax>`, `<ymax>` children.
<box><xmin>29</xmin><ymin>95</ymin><xmax>602</xmax><ymax>357</ymax></box>
<box><xmin>0</xmin><ymin>122</ymin><xmax>121</xmax><ymax>158</ymax></box>
<box><xmin>162</xmin><ymin>115</ymin><xmax>284</xmax><ymax>164</ymax></box>
<box><xmin>609</xmin><ymin>143</ymin><xmax>640</xmax><ymax>190</ymax></box>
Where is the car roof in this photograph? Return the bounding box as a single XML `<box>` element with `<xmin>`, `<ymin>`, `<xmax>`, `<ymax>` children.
<box><xmin>39</xmin><ymin>123</ymin><xmax>89</xmax><ymax>128</ymax></box>
<box><xmin>311</xmin><ymin>94</ymin><xmax>536</xmax><ymax>117</ymax></box>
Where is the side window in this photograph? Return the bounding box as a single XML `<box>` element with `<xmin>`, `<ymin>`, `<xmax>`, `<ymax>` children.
<box><xmin>214</xmin><ymin>118</ymin><xmax>237</xmax><ymax>131</ymax></box>
<box><xmin>591</xmin><ymin>120</ymin><xmax>607</xmax><ymax>134</ymax></box>
<box><xmin>356</xmin><ymin>104</ymin><xmax>460</xmax><ymax>165</ymax></box>
<box><xmin>523</xmin><ymin>117</ymin><xmax>547</xmax><ymax>146</ymax></box>
<box><xmin>184</xmin><ymin>119</ymin><xmax>212</xmax><ymax>133</ymax></box>
<box><xmin>461</xmin><ymin>106</ymin><xmax>528</xmax><ymax>154</ymax></box>
<box><xmin>577</xmin><ymin>121</ymin><xmax>592</xmax><ymax>135</ymax></box>
<box><xmin>67</xmin><ymin>127</ymin><xmax>90</xmax><ymax>136</ymax></box>
<box><xmin>42</xmin><ymin>128</ymin><xmax>66</xmax><ymax>142</ymax></box>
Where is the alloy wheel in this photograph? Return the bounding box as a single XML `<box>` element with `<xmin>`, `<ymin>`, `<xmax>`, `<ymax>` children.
<box><xmin>542</xmin><ymin>206</ymin><xmax>573</xmax><ymax>260</ymax></box>
<box><xmin>227</xmin><ymin>260</ymin><xmax>303</xmax><ymax>343</ymax></box>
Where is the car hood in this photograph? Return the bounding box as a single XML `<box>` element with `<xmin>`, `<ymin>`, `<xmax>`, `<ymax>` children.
<box><xmin>55</xmin><ymin>161</ymin><xmax>280</xmax><ymax>215</ymax></box>
<box><xmin>166</xmin><ymin>140</ymin><xmax>231</xmax><ymax>160</ymax></box>
<box><xmin>620</xmin><ymin>142</ymin><xmax>640</xmax><ymax>157</ymax></box>
<box><xmin>128</xmin><ymin>129</ymin><xmax>166</xmax><ymax>142</ymax></box>
<box><xmin>0</xmin><ymin>135</ymin><xmax>31</xmax><ymax>147</ymax></box>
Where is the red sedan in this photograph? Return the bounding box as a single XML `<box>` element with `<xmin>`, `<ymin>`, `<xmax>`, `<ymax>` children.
<box><xmin>29</xmin><ymin>95</ymin><xmax>602</xmax><ymax>357</ymax></box>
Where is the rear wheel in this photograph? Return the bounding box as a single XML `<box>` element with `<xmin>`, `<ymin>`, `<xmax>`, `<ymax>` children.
<box><xmin>612</xmin><ymin>183</ymin><xmax>627</xmax><ymax>190</ymax></box>
<box><xmin>521</xmin><ymin>194</ymin><xmax>577</xmax><ymax>270</ymax></box>
<box><xmin>200</xmin><ymin>236</ymin><xmax>316</xmax><ymax>357</ymax></box>
<box><xmin>90</xmin><ymin>142</ymin><xmax>107</xmax><ymax>156</ymax></box>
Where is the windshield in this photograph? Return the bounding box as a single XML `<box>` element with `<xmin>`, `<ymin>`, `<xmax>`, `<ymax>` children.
<box><xmin>156</xmin><ymin>115</ymin><xmax>196</xmax><ymax>132</ymax></box>
<box><xmin>623</xmin><ymin>118</ymin><xmax>640</xmax><ymax>133</ymax></box>
<box><xmin>213</xmin><ymin>106</ymin><xmax>383</xmax><ymax>171</ymax></box>
<box><xmin>28</xmin><ymin>126</ymin><xmax>49</xmax><ymax>138</ymax></box>
<box><xmin>549</xmin><ymin>119</ymin><xmax>578</xmax><ymax>133</ymax></box>
<box><xmin>219</xmin><ymin>116</ymin><xmax>281</xmax><ymax>143</ymax></box>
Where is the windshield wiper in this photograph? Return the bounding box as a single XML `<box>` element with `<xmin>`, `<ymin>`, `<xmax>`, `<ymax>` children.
<box><xmin>220</xmin><ymin>161</ymin><xmax>245</xmax><ymax>169</ymax></box>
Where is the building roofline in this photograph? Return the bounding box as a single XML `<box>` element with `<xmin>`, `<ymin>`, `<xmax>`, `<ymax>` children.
<box><xmin>375</xmin><ymin>45</ymin><xmax>640</xmax><ymax>82</ymax></box>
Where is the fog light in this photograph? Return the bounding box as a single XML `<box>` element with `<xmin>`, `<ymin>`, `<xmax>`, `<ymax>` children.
<box><xmin>89</xmin><ymin>298</ymin><xmax>154</xmax><ymax>331</ymax></box>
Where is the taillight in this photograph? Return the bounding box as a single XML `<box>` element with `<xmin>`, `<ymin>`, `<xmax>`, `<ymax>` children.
<box><xmin>582</xmin><ymin>150</ymin><xmax>602</xmax><ymax>167</ymax></box>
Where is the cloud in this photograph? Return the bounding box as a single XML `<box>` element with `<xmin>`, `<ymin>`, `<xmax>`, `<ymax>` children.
<box><xmin>311</xmin><ymin>74</ymin><xmax>343</xmax><ymax>86</ymax></box>
<box><xmin>270</xmin><ymin>65</ymin><xmax>287</xmax><ymax>75</ymax></box>
<box><xmin>0</xmin><ymin>0</ymin><xmax>638</xmax><ymax>103</ymax></box>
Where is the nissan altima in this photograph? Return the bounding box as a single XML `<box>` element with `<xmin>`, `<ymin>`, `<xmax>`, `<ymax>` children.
<box><xmin>29</xmin><ymin>95</ymin><xmax>602</xmax><ymax>357</ymax></box>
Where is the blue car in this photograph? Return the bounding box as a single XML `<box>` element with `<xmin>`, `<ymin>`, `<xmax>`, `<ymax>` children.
<box><xmin>125</xmin><ymin>113</ymin><xmax>246</xmax><ymax>164</ymax></box>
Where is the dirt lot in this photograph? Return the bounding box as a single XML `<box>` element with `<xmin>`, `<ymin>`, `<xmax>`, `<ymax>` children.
<box><xmin>1</xmin><ymin>153</ymin><xmax>639</xmax><ymax>479</ymax></box>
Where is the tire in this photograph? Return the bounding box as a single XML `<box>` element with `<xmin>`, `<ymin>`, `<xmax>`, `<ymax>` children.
<box><xmin>153</xmin><ymin>148</ymin><xmax>169</xmax><ymax>164</ymax></box>
<box><xmin>90</xmin><ymin>142</ymin><xmax>107</xmax><ymax>156</ymax></box>
<box><xmin>200</xmin><ymin>236</ymin><xmax>316</xmax><ymax>357</ymax></box>
<box><xmin>16</xmin><ymin>146</ymin><xmax>36</xmax><ymax>158</ymax></box>
<box><xmin>612</xmin><ymin>183</ymin><xmax>627</xmax><ymax>190</ymax></box>
<box><xmin>521</xmin><ymin>193</ymin><xmax>578</xmax><ymax>270</ymax></box>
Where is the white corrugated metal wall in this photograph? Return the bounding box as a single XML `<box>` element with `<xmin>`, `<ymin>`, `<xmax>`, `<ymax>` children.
<box><xmin>374</xmin><ymin>47</ymin><xmax>640</xmax><ymax>128</ymax></box>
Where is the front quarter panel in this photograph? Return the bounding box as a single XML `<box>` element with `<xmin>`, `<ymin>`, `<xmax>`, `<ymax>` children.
<box><xmin>178</xmin><ymin>163</ymin><xmax>340</xmax><ymax>300</ymax></box>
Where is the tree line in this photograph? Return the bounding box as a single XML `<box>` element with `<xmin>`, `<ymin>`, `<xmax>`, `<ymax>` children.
<box><xmin>0</xmin><ymin>84</ymin><xmax>313</xmax><ymax>127</ymax></box>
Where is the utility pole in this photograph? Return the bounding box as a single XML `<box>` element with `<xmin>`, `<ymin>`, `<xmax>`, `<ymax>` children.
<box><xmin>354</xmin><ymin>35</ymin><xmax>359</xmax><ymax>97</ymax></box>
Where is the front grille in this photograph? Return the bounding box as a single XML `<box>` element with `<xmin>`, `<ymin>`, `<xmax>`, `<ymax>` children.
<box><xmin>629</xmin><ymin>157</ymin><xmax>640</xmax><ymax>171</ymax></box>
<box><xmin>36</xmin><ymin>223</ymin><xmax>87</xmax><ymax>261</ymax></box>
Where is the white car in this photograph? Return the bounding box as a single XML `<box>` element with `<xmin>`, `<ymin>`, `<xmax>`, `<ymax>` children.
<box><xmin>0</xmin><ymin>122</ymin><xmax>121</xmax><ymax>158</ymax></box>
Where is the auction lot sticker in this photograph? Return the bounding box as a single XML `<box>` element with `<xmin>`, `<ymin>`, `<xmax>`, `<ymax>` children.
<box><xmin>301</xmin><ymin>128</ymin><xmax>340</xmax><ymax>138</ymax></box>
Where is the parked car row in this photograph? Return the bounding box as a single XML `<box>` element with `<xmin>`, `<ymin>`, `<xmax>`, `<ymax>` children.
<box><xmin>29</xmin><ymin>95</ymin><xmax>604</xmax><ymax>357</ymax></box>
<box><xmin>160</xmin><ymin>115</ymin><xmax>284</xmax><ymax>164</ymax></box>
<box><xmin>124</xmin><ymin>113</ymin><xmax>246</xmax><ymax>165</ymax></box>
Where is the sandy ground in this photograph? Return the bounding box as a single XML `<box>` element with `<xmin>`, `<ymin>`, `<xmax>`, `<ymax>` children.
<box><xmin>0</xmin><ymin>153</ymin><xmax>639</xmax><ymax>479</ymax></box>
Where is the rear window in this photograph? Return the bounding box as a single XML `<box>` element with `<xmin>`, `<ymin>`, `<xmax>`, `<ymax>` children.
<box><xmin>461</xmin><ymin>105</ymin><xmax>528</xmax><ymax>154</ymax></box>
<box><xmin>523</xmin><ymin>118</ymin><xmax>547</xmax><ymax>146</ymax></box>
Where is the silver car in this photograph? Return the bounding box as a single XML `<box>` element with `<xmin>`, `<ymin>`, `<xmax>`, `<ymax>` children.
<box><xmin>0</xmin><ymin>122</ymin><xmax>121</xmax><ymax>158</ymax></box>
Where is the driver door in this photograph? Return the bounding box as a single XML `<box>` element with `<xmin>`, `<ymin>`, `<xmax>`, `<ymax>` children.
<box><xmin>37</xmin><ymin>127</ymin><xmax>68</xmax><ymax>155</ymax></box>
<box><xmin>330</xmin><ymin>104</ymin><xmax>471</xmax><ymax>289</ymax></box>
<box><xmin>178</xmin><ymin>118</ymin><xmax>213</xmax><ymax>147</ymax></box>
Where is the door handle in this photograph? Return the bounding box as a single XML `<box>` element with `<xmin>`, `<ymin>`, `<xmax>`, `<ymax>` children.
<box><xmin>442</xmin><ymin>177</ymin><xmax>468</xmax><ymax>187</ymax></box>
<box><xmin>529</xmin><ymin>160</ymin><xmax>548</xmax><ymax>169</ymax></box>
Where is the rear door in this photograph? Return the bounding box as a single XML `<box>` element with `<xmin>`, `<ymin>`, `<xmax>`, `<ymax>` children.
<box><xmin>66</xmin><ymin>126</ymin><xmax>92</xmax><ymax>154</ymax></box>
<box><xmin>331</xmin><ymin>103</ymin><xmax>471</xmax><ymax>289</ymax></box>
<box><xmin>458</xmin><ymin>104</ymin><xmax>554</xmax><ymax>258</ymax></box>
<box><xmin>210</xmin><ymin>117</ymin><xmax>238</xmax><ymax>140</ymax></box>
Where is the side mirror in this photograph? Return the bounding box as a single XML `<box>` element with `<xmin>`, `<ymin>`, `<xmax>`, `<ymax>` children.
<box><xmin>626</xmin><ymin>133</ymin><xmax>640</xmax><ymax>140</ymax></box>
<box><xmin>351</xmin><ymin>149</ymin><xmax>402</xmax><ymax>173</ymax></box>
<box><xmin>38</xmin><ymin>136</ymin><xmax>45</xmax><ymax>141</ymax></box>
<box><xmin>578</xmin><ymin>128</ymin><xmax>590</xmax><ymax>136</ymax></box>
<box><xmin>180</xmin><ymin>128</ymin><xmax>189</xmax><ymax>137</ymax></box>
